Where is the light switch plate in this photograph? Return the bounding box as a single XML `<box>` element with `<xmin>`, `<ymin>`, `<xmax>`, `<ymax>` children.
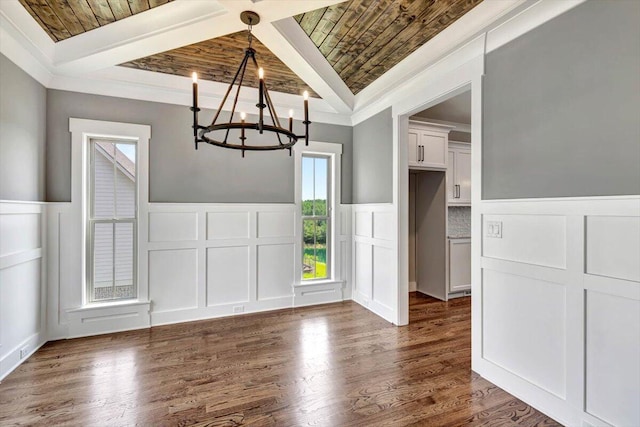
<box><xmin>486</xmin><ymin>221</ymin><xmax>502</xmax><ymax>238</ymax></box>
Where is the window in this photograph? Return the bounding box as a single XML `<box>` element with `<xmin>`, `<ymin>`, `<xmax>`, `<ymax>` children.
<box><xmin>87</xmin><ymin>139</ymin><xmax>137</xmax><ymax>302</ymax></box>
<box><xmin>301</xmin><ymin>155</ymin><xmax>330</xmax><ymax>280</ymax></box>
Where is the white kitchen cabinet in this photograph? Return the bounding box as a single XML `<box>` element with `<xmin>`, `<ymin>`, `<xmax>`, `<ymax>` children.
<box><xmin>408</xmin><ymin>122</ymin><xmax>453</xmax><ymax>169</ymax></box>
<box><xmin>448</xmin><ymin>238</ymin><xmax>471</xmax><ymax>294</ymax></box>
<box><xmin>447</xmin><ymin>142</ymin><xmax>471</xmax><ymax>206</ymax></box>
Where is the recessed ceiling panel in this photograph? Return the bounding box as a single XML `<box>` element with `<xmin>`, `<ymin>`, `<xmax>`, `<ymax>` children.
<box><xmin>120</xmin><ymin>31</ymin><xmax>318</xmax><ymax>98</ymax></box>
<box><xmin>295</xmin><ymin>0</ymin><xmax>483</xmax><ymax>94</ymax></box>
<box><xmin>19</xmin><ymin>0</ymin><xmax>173</xmax><ymax>42</ymax></box>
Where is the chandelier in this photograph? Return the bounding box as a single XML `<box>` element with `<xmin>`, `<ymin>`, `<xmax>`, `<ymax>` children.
<box><xmin>190</xmin><ymin>11</ymin><xmax>310</xmax><ymax>157</ymax></box>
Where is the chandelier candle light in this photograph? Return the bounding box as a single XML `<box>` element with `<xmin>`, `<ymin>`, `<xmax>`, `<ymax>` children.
<box><xmin>190</xmin><ymin>11</ymin><xmax>311</xmax><ymax>157</ymax></box>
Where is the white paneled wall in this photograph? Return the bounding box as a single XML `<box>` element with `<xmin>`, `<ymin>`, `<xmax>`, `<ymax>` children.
<box><xmin>46</xmin><ymin>201</ymin><xmax>152</xmax><ymax>339</ymax></box>
<box><xmin>352</xmin><ymin>204</ymin><xmax>396</xmax><ymax>323</ymax></box>
<box><xmin>475</xmin><ymin>197</ymin><xmax>640</xmax><ymax>427</ymax></box>
<box><xmin>45</xmin><ymin>202</ymin><xmax>351</xmax><ymax>338</ymax></box>
<box><xmin>147</xmin><ymin>204</ymin><xmax>295</xmax><ymax>325</ymax></box>
<box><xmin>148</xmin><ymin>203</ymin><xmax>351</xmax><ymax>323</ymax></box>
<box><xmin>0</xmin><ymin>202</ymin><xmax>47</xmax><ymax>380</ymax></box>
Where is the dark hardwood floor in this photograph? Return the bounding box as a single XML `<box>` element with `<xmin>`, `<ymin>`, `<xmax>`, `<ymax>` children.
<box><xmin>0</xmin><ymin>293</ymin><xmax>561</xmax><ymax>426</ymax></box>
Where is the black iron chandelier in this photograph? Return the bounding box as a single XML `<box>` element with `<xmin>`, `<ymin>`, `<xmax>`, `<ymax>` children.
<box><xmin>190</xmin><ymin>11</ymin><xmax>310</xmax><ymax>157</ymax></box>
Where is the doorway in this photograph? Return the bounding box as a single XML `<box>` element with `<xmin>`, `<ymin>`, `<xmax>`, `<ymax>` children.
<box><xmin>407</xmin><ymin>90</ymin><xmax>472</xmax><ymax>309</ymax></box>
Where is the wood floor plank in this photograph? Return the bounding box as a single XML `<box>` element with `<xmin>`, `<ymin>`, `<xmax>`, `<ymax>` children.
<box><xmin>0</xmin><ymin>293</ymin><xmax>562</xmax><ymax>426</ymax></box>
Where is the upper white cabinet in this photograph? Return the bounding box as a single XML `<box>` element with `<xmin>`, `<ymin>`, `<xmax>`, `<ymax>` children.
<box><xmin>447</xmin><ymin>142</ymin><xmax>471</xmax><ymax>206</ymax></box>
<box><xmin>408</xmin><ymin>122</ymin><xmax>453</xmax><ymax>169</ymax></box>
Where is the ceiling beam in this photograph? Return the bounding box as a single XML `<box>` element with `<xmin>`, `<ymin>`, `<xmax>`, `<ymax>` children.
<box><xmin>53</xmin><ymin>1</ymin><xmax>230</xmax><ymax>74</ymax></box>
<box><xmin>254</xmin><ymin>17</ymin><xmax>354</xmax><ymax>114</ymax></box>
<box><xmin>45</xmin><ymin>0</ymin><xmax>348</xmax><ymax>75</ymax></box>
<box><xmin>353</xmin><ymin>0</ymin><xmax>526</xmax><ymax>112</ymax></box>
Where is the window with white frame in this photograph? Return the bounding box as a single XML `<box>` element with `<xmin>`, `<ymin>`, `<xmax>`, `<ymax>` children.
<box><xmin>87</xmin><ymin>139</ymin><xmax>137</xmax><ymax>302</ymax></box>
<box><xmin>301</xmin><ymin>154</ymin><xmax>331</xmax><ymax>281</ymax></box>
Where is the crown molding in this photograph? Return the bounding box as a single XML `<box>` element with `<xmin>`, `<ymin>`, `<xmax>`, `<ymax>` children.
<box><xmin>49</xmin><ymin>66</ymin><xmax>352</xmax><ymax>126</ymax></box>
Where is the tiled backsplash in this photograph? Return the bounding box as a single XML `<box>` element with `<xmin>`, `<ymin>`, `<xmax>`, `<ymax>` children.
<box><xmin>448</xmin><ymin>206</ymin><xmax>471</xmax><ymax>238</ymax></box>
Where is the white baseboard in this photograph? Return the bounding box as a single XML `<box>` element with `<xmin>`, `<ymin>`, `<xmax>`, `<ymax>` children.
<box><xmin>0</xmin><ymin>332</ymin><xmax>47</xmax><ymax>381</ymax></box>
<box><xmin>409</xmin><ymin>281</ymin><xmax>417</xmax><ymax>292</ymax></box>
<box><xmin>352</xmin><ymin>290</ymin><xmax>395</xmax><ymax>324</ymax></box>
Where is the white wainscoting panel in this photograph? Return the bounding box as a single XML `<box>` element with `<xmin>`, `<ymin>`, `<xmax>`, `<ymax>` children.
<box><xmin>340</xmin><ymin>240</ymin><xmax>349</xmax><ymax>285</ymax></box>
<box><xmin>483</xmin><ymin>214</ymin><xmax>566</xmax><ymax>269</ymax></box>
<box><xmin>585</xmin><ymin>290</ymin><xmax>640</xmax><ymax>427</ymax></box>
<box><xmin>149</xmin><ymin>249</ymin><xmax>198</xmax><ymax>312</ymax></box>
<box><xmin>294</xmin><ymin>282</ymin><xmax>342</xmax><ymax>307</ymax></box>
<box><xmin>352</xmin><ymin>204</ymin><xmax>396</xmax><ymax>323</ymax></box>
<box><xmin>373</xmin><ymin>212</ymin><xmax>394</xmax><ymax>241</ymax></box>
<box><xmin>586</xmin><ymin>215</ymin><xmax>640</xmax><ymax>283</ymax></box>
<box><xmin>0</xmin><ymin>259</ymin><xmax>41</xmax><ymax>356</ymax></box>
<box><xmin>0</xmin><ymin>201</ymin><xmax>47</xmax><ymax>381</ymax></box>
<box><xmin>482</xmin><ymin>269</ymin><xmax>566</xmax><ymax>398</ymax></box>
<box><xmin>149</xmin><ymin>212</ymin><xmax>198</xmax><ymax>242</ymax></box>
<box><xmin>257</xmin><ymin>211</ymin><xmax>295</xmax><ymax>238</ymax></box>
<box><xmin>257</xmin><ymin>244</ymin><xmax>295</xmax><ymax>301</ymax></box>
<box><xmin>207</xmin><ymin>212</ymin><xmax>250</xmax><ymax>240</ymax></box>
<box><xmin>207</xmin><ymin>246</ymin><xmax>250</xmax><ymax>306</ymax></box>
<box><xmin>355</xmin><ymin>242</ymin><xmax>372</xmax><ymax>300</ymax></box>
<box><xmin>340</xmin><ymin>209</ymin><xmax>350</xmax><ymax>236</ymax></box>
<box><xmin>373</xmin><ymin>246</ymin><xmax>394</xmax><ymax>309</ymax></box>
<box><xmin>475</xmin><ymin>197</ymin><xmax>640</xmax><ymax>427</ymax></box>
<box><xmin>355</xmin><ymin>211</ymin><xmax>372</xmax><ymax>237</ymax></box>
<box><xmin>66</xmin><ymin>301</ymin><xmax>150</xmax><ymax>338</ymax></box>
<box><xmin>0</xmin><ymin>213</ymin><xmax>40</xmax><ymax>256</ymax></box>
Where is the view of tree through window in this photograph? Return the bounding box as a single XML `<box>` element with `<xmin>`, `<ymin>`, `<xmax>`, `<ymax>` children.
<box><xmin>301</xmin><ymin>155</ymin><xmax>329</xmax><ymax>280</ymax></box>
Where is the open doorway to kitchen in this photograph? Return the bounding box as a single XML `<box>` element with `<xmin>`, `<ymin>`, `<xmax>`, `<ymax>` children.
<box><xmin>403</xmin><ymin>89</ymin><xmax>472</xmax><ymax>326</ymax></box>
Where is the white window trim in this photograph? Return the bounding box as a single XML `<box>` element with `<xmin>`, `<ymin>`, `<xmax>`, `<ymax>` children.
<box><xmin>69</xmin><ymin>118</ymin><xmax>150</xmax><ymax>307</ymax></box>
<box><xmin>293</xmin><ymin>140</ymin><xmax>342</xmax><ymax>286</ymax></box>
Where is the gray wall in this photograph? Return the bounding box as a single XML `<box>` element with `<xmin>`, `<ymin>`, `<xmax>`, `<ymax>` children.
<box><xmin>46</xmin><ymin>90</ymin><xmax>352</xmax><ymax>203</ymax></box>
<box><xmin>0</xmin><ymin>54</ymin><xmax>47</xmax><ymax>201</ymax></box>
<box><xmin>352</xmin><ymin>107</ymin><xmax>393</xmax><ymax>203</ymax></box>
<box><xmin>449</xmin><ymin>131</ymin><xmax>470</xmax><ymax>143</ymax></box>
<box><xmin>483</xmin><ymin>0</ymin><xmax>640</xmax><ymax>199</ymax></box>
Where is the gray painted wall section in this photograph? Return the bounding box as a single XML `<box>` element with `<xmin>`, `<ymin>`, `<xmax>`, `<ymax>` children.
<box><xmin>0</xmin><ymin>54</ymin><xmax>47</xmax><ymax>201</ymax></box>
<box><xmin>483</xmin><ymin>0</ymin><xmax>640</xmax><ymax>199</ymax></box>
<box><xmin>352</xmin><ymin>107</ymin><xmax>393</xmax><ymax>203</ymax></box>
<box><xmin>46</xmin><ymin>90</ymin><xmax>352</xmax><ymax>203</ymax></box>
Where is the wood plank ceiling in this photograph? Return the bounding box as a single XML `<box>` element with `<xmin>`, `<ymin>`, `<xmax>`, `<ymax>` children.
<box><xmin>18</xmin><ymin>0</ymin><xmax>484</xmax><ymax>98</ymax></box>
<box><xmin>120</xmin><ymin>31</ymin><xmax>319</xmax><ymax>98</ymax></box>
<box><xmin>18</xmin><ymin>0</ymin><xmax>172</xmax><ymax>42</ymax></box>
<box><xmin>295</xmin><ymin>0</ymin><xmax>483</xmax><ymax>94</ymax></box>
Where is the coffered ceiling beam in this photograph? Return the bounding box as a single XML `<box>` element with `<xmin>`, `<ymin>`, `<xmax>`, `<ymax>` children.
<box><xmin>53</xmin><ymin>1</ymin><xmax>229</xmax><ymax>74</ymax></box>
<box><xmin>253</xmin><ymin>17</ymin><xmax>354</xmax><ymax>114</ymax></box>
<box><xmin>40</xmin><ymin>0</ymin><xmax>347</xmax><ymax>75</ymax></box>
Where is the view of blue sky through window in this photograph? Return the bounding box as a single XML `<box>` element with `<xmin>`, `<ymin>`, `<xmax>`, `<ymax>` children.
<box><xmin>301</xmin><ymin>156</ymin><xmax>327</xmax><ymax>203</ymax></box>
<box><xmin>118</xmin><ymin>144</ymin><xmax>136</xmax><ymax>163</ymax></box>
